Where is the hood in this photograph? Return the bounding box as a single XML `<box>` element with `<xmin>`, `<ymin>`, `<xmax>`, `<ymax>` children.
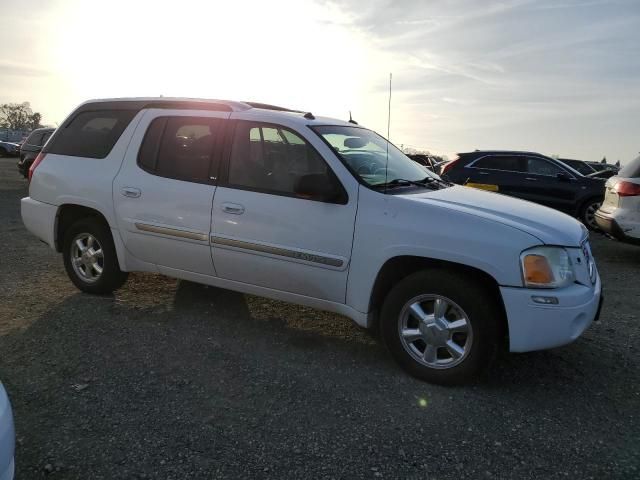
<box><xmin>400</xmin><ymin>185</ymin><xmax>585</xmax><ymax>246</ymax></box>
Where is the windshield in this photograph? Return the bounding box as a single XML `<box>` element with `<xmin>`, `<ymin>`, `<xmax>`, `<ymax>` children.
<box><xmin>312</xmin><ymin>125</ymin><xmax>440</xmax><ymax>187</ymax></box>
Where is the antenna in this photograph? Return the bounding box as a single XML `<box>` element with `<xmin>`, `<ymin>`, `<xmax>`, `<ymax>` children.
<box><xmin>384</xmin><ymin>73</ymin><xmax>392</xmax><ymax>194</ymax></box>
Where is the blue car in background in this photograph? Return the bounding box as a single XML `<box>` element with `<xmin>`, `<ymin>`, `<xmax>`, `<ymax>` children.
<box><xmin>0</xmin><ymin>383</ymin><xmax>14</xmax><ymax>480</ymax></box>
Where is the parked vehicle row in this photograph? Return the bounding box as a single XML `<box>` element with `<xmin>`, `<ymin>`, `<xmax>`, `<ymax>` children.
<box><xmin>559</xmin><ymin>158</ymin><xmax>619</xmax><ymax>179</ymax></box>
<box><xmin>0</xmin><ymin>141</ymin><xmax>20</xmax><ymax>158</ymax></box>
<box><xmin>596</xmin><ymin>155</ymin><xmax>640</xmax><ymax>244</ymax></box>
<box><xmin>440</xmin><ymin>150</ymin><xmax>605</xmax><ymax>230</ymax></box>
<box><xmin>21</xmin><ymin>97</ymin><xmax>602</xmax><ymax>384</ymax></box>
<box><xmin>17</xmin><ymin>127</ymin><xmax>55</xmax><ymax>177</ymax></box>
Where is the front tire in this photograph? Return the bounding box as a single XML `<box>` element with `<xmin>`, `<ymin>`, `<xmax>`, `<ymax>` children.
<box><xmin>580</xmin><ymin>197</ymin><xmax>602</xmax><ymax>230</ymax></box>
<box><xmin>62</xmin><ymin>217</ymin><xmax>128</xmax><ymax>294</ymax></box>
<box><xmin>380</xmin><ymin>270</ymin><xmax>502</xmax><ymax>385</ymax></box>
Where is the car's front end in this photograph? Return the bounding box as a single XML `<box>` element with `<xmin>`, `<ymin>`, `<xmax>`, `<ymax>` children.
<box><xmin>0</xmin><ymin>383</ymin><xmax>15</xmax><ymax>480</ymax></box>
<box><xmin>501</xmin><ymin>239</ymin><xmax>602</xmax><ymax>351</ymax></box>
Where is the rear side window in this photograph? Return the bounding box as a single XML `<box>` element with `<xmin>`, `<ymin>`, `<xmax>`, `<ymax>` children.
<box><xmin>619</xmin><ymin>155</ymin><xmax>640</xmax><ymax>178</ymax></box>
<box><xmin>137</xmin><ymin>116</ymin><xmax>219</xmax><ymax>183</ymax></box>
<box><xmin>472</xmin><ymin>155</ymin><xmax>525</xmax><ymax>172</ymax></box>
<box><xmin>25</xmin><ymin>131</ymin><xmax>44</xmax><ymax>146</ymax></box>
<box><xmin>47</xmin><ymin>110</ymin><xmax>136</xmax><ymax>158</ymax></box>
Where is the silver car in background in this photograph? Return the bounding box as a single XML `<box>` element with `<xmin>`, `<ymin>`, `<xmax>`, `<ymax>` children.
<box><xmin>0</xmin><ymin>383</ymin><xmax>14</xmax><ymax>480</ymax></box>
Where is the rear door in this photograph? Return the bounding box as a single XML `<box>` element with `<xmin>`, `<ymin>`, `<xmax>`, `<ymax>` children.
<box><xmin>464</xmin><ymin>155</ymin><xmax>526</xmax><ymax>196</ymax></box>
<box><xmin>114</xmin><ymin>109</ymin><xmax>228</xmax><ymax>275</ymax></box>
<box><xmin>210</xmin><ymin>119</ymin><xmax>358</xmax><ymax>302</ymax></box>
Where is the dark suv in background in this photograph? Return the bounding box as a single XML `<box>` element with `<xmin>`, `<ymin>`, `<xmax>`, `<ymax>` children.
<box><xmin>18</xmin><ymin>127</ymin><xmax>55</xmax><ymax>177</ymax></box>
<box><xmin>441</xmin><ymin>150</ymin><xmax>605</xmax><ymax>229</ymax></box>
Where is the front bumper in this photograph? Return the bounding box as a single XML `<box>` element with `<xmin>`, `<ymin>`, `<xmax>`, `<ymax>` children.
<box><xmin>595</xmin><ymin>210</ymin><xmax>640</xmax><ymax>245</ymax></box>
<box><xmin>501</xmin><ymin>274</ymin><xmax>602</xmax><ymax>352</ymax></box>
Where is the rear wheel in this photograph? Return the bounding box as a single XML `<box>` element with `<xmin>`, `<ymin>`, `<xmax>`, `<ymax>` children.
<box><xmin>580</xmin><ymin>198</ymin><xmax>602</xmax><ymax>230</ymax></box>
<box><xmin>380</xmin><ymin>270</ymin><xmax>502</xmax><ymax>385</ymax></box>
<box><xmin>62</xmin><ymin>217</ymin><xmax>128</xmax><ymax>294</ymax></box>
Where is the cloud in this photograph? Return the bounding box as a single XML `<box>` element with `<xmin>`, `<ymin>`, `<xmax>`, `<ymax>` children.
<box><xmin>0</xmin><ymin>60</ymin><xmax>50</xmax><ymax>78</ymax></box>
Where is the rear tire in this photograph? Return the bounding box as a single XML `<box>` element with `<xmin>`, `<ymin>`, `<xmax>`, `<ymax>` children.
<box><xmin>380</xmin><ymin>270</ymin><xmax>502</xmax><ymax>385</ymax></box>
<box><xmin>62</xmin><ymin>217</ymin><xmax>128</xmax><ymax>294</ymax></box>
<box><xmin>580</xmin><ymin>197</ymin><xmax>602</xmax><ymax>230</ymax></box>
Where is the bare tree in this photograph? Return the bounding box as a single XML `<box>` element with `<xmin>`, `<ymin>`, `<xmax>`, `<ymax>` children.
<box><xmin>0</xmin><ymin>102</ymin><xmax>43</xmax><ymax>130</ymax></box>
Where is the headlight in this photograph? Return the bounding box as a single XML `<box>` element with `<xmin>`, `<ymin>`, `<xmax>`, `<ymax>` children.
<box><xmin>520</xmin><ymin>246</ymin><xmax>575</xmax><ymax>288</ymax></box>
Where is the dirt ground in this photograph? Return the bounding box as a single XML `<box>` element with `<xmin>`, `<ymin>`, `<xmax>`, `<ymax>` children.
<box><xmin>0</xmin><ymin>157</ymin><xmax>638</xmax><ymax>479</ymax></box>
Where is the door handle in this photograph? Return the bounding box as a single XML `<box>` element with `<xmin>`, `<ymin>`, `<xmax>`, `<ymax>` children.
<box><xmin>221</xmin><ymin>202</ymin><xmax>245</xmax><ymax>215</ymax></box>
<box><xmin>121</xmin><ymin>187</ymin><xmax>141</xmax><ymax>198</ymax></box>
<box><xmin>525</xmin><ymin>177</ymin><xmax>537</xmax><ymax>181</ymax></box>
<box><xmin>477</xmin><ymin>171</ymin><xmax>490</xmax><ymax>175</ymax></box>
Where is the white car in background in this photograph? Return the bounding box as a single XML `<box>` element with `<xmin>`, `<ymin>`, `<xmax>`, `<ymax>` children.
<box><xmin>0</xmin><ymin>383</ymin><xmax>15</xmax><ymax>480</ymax></box>
<box><xmin>595</xmin><ymin>155</ymin><xmax>640</xmax><ymax>244</ymax></box>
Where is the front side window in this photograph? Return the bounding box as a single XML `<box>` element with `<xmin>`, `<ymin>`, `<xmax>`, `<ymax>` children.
<box><xmin>312</xmin><ymin>125</ymin><xmax>437</xmax><ymax>188</ymax></box>
<box><xmin>137</xmin><ymin>116</ymin><xmax>219</xmax><ymax>183</ymax></box>
<box><xmin>47</xmin><ymin>110</ymin><xmax>136</xmax><ymax>158</ymax></box>
<box><xmin>472</xmin><ymin>156</ymin><xmax>525</xmax><ymax>172</ymax></box>
<box><xmin>228</xmin><ymin>122</ymin><xmax>342</xmax><ymax>200</ymax></box>
<box><xmin>526</xmin><ymin>157</ymin><xmax>563</xmax><ymax>176</ymax></box>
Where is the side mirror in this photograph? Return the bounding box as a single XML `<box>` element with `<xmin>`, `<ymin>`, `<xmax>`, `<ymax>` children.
<box><xmin>556</xmin><ymin>172</ymin><xmax>571</xmax><ymax>182</ymax></box>
<box><xmin>294</xmin><ymin>174</ymin><xmax>345</xmax><ymax>203</ymax></box>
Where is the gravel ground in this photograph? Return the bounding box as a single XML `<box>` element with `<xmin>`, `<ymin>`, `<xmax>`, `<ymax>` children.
<box><xmin>0</xmin><ymin>157</ymin><xmax>638</xmax><ymax>479</ymax></box>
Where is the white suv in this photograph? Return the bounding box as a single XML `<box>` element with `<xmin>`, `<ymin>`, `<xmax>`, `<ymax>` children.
<box><xmin>21</xmin><ymin>98</ymin><xmax>602</xmax><ymax>384</ymax></box>
<box><xmin>595</xmin><ymin>155</ymin><xmax>640</xmax><ymax>244</ymax></box>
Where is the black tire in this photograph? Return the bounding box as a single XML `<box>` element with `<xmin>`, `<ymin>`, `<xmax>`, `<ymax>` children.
<box><xmin>0</xmin><ymin>147</ymin><xmax>6</xmax><ymax>157</ymax></box>
<box><xmin>380</xmin><ymin>270</ymin><xmax>502</xmax><ymax>385</ymax></box>
<box><xmin>62</xmin><ymin>217</ymin><xmax>128</xmax><ymax>294</ymax></box>
<box><xmin>580</xmin><ymin>197</ymin><xmax>603</xmax><ymax>231</ymax></box>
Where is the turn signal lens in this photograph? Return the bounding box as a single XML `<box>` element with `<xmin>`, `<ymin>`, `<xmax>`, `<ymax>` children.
<box><xmin>523</xmin><ymin>255</ymin><xmax>554</xmax><ymax>285</ymax></box>
<box><xmin>520</xmin><ymin>246</ymin><xmax>575</xmax><ymax>289</ymax></box>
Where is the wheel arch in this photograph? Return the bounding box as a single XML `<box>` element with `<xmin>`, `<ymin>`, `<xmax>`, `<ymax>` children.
<box><xmin>367</xmin><ymin>255</ymin><xmax>508</xmax><ymax>341</ymax></box>
<box><xmin>55</xmin><ymin>204</ymin><xmax>112</xmax><ymax>253</ymax></box>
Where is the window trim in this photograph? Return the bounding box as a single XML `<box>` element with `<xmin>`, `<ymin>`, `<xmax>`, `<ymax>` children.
<box><xmin>467</xmin><ymin>154</ymin><xmax>576</xmax><ymax>179</ymax></box>
<box><xmin>219</xmin><ymin>120</ymin><xmax>349</xmax><ymax>205</ymax></box>
<box><xmin>136</xmin><ymin>115</ymin><xmax>223</xmax><ymax>186</ymax></box>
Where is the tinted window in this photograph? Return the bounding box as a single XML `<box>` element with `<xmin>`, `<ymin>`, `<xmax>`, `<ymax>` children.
<box><xmin>228</xmin><ymin>122</ymin><xmax>335</xmax><ymax>197</ymax></box>
<box><xmin>472</xmin><ymin>155</ymin><xmax>525</xmax><ymax>172</ymax></box>
<box><xmin>25</xmin><ymin>131</ymin><xmax>44</xmax><ymax>146</ymax></box>
<box><xmin>41</xmin><ymin>131</ymin><xmax>53</xmax><ymax>146</ymax></box>
<box><xmin>138</xmin><ymin>116</ymin><xmax>218</xmax><ymax>183</ymax></box>
<box><xmin>526</xmin><ymin>157</ymin><xmax>563</xmax><ymax>176</ymax></box>
<box><xmin>619</xmin><ymin>155</ymin><xmax>640</xmax><ymax>178</ymax></box>
<box><xmin>47</xmin><ymin>110</ymin><xmax>136</xmax><ymax>158</ymax></box>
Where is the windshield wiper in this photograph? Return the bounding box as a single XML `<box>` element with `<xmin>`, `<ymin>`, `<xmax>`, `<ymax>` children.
<box><xmin>373</xmin><ymin>176</ymin><xmax>439</xmax><ymax>190</ymax></box>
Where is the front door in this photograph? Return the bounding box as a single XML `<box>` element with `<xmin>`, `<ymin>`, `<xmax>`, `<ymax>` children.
<box><xmin>211</xmin><ymin>120</ymin><xmax>357</xmax><ymax>303</ymax></box>
<box><xmin>114</xmin><ymin>110</ymin><xmax>228</xmax><ymax>275</ymax></box>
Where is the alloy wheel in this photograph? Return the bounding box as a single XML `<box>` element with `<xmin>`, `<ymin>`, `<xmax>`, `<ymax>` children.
<box><xmin>398</xmin><ymin>294</ymin><xmax>473</xmax><ymax>369</ymax></box>
<box><xmin>70</xmin><ymin>233</ymin><xmax>104</xmax><ymax>283</ymax></box>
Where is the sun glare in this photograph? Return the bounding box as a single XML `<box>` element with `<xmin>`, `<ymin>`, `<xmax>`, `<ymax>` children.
<box><xmin>52</xmin><ymin>0</ymin><xmax>375</xmax><ymax>121</ymax></box>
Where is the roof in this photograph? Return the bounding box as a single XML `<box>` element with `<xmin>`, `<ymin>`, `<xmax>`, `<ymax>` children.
<box><xmin>458</xmin><ymin>150</ymin><xmax>550</xmax><ymax>156</ymax></box>
<box><xmin>75</xmin><ymin>97</ymin><xmax>357</xmax><ymax>128</ymax></box>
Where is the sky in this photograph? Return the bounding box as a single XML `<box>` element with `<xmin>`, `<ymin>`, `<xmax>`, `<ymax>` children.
<box><xmin>1</xmin><ymin>0</ymin><xmax>638</xmax><ymax>163</ymax></box>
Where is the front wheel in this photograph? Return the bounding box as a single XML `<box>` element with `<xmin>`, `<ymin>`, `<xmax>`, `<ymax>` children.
<box><xmin>380</xmin><ymin>270</ymin><xmax>502</xmax><ymax>384</ymax></box>
<box><xmin>62</xmin><ymin>217</ymin><xmax>128</xmax><ymax>294</ymax></box>
<box><xmin>580</xmin><ymin>198</ymin><xmax>602</xmax><ymax>231</ymax></box>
